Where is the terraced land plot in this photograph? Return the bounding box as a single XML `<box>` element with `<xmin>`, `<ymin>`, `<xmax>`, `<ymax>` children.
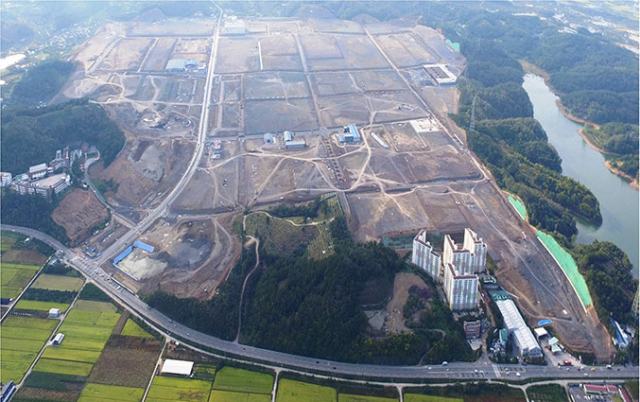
<box><xmin>275</xmin><ymin>379</ymin><xmax>336</xmax><ymax>402</ymax></box>
<box><xmin>147</xmin><ymin>376</ymin><xmax>213</xmax><ymax>402</ymax></box>
<box><xmin>77</xmin><ymin>383</ymin><xmax>145</xmax><ymax>402</ymax></box>
<box><xmin>31</xmin><ymin>274</ymin><xmax>85</xmax><ymax>292</ymax></box>
<box><xmin>0</xmin><ymin>315</ymin><xmax>58</xmax><ymax>383</ymax></box>
<box><xmin>1</xmin><ymin>262</ymin><xmax>41</xmax><ymax>299</ymax></box>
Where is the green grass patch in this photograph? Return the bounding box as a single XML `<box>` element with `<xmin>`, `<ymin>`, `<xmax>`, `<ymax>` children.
<box><xmin>213</xmin><ymin>367</ymin><xmax>274</xmax><ymax>395</ymax></box>
<box><xmin>1</xmin><ymin>338</ymin><xmax>44</xmax><ymax>352</ymax></box>
<box><xmin>121</xmin><ymin>318</ymin><xmax>154</xmax><ymax>338</ymax></box>
<box><xmin>58</xmin><ymin>323</ymin><xmax>115</xmax><ymax>339</ymax></box>
<box><xmin>404</xmin><ymin>396</ymin><xmax>463</xmax><ymax>402</ymax></box>
<box><xmin>74</xmin><ymin>299</ymin><xmax>118</xmax><ymax>312</ymax></box>
<box><xmin>537</xmin><ymin>231</ymin><xmax>592</xmax><ymax>306</ymax></box>
<box><xmin>31</xmin><ymin>274</ymin><xmax>84</xmax><ymax>291</ymax></box>
<box><xmin>275</xmin><ymin>379</ymin><xmax>336</xmax><ymax>402</ymax></box>
<box><xmin>0</xmin><ymin>369</ymin><xmax>26</xmax><ymax>383</ymax></box>
<box><xmin>339</xmin><ymin>395</ymin><xmax>398</xmax><ymax>402</ymax></box>
<box><xmin>508</xmin><ymin>195</ymin><xmax>528</xmax><ymax>221</ymax></box>
<box><xmin>244</xmin><ymin>212</ymin><xmax>319</xmax><ymax>256</ymax></box>
<box><xmin>1</xmin><ymin>267</ymin><xmax>19</xmax><ymax>285</ymax></box>
<box><xmin>1</xmin><ymin>243</ymin><xmax>11</xmax><ymax>251</ymax></box>
<box><xmin>0</xmin><ymin>263</ymin><xmax>39</xmax><ymax>298</ymax></box>
<box><xmin>15</xmin><ymin>299</ymin><xmax>70</xmax><ymax>312</ymax></box>
<box><xmin>526</xmin><ymin>384</ymin><xmax>568</xmax><ymax>402</ymax></box>
<box><xmin>78</xmin><ymin>383</ymin><xmax>144</xmax><ymax>402</ymax></box>
<box><xmin>34</xmin><ymin>358</ymin><xmax>93</xmax><ymax>376</ymax></box>
<box><xmin>209</xmin><ymin>390</ymin><xmax>272</xmax><ymax>402</ymax></box>
<box><xmin>41</xmin><ymin>347</ymin><xmax>101</xmax><ymax>363</ymax></box>
<box><xmin>24</xmin><ymin>371</ymin><xmax>87</xmax><ymax>390</ymax></box>
<box><xmin>2</xmin><ymin>262</ymin><xmax>42</xmax><ymax>270</ymax></box>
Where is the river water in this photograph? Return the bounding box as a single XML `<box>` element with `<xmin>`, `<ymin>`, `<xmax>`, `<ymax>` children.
<box><xmin>522</xmin><ymin>74</ymin><xmax>638</xmax><ymax>277</ymax></box>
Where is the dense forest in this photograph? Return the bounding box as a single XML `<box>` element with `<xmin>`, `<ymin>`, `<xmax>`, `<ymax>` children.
<box><xmin>0</xmin><ymin>191</ymin><xmax>69</xmax><ymax>244</ymax></box>
<box><xmin>583</xmin><ymin>123</ymin><xmax>639</xmax><ymax>180</ymax></box>
<box><xmin>574</xmin><ymin>241</ymin><xmax>637</xmax><ymax>326</ymax></box>
<box><xmin>10</xmin><ymin>60</ymin><xmax>75</xmax><ymax>106</ymax></box>
<box><xmin>1</xmin><ymin>99</ymin><xmax>125</xmax><ymax>175</ymax></box>
<box><xmin>148</xmin><ymin>216</ymin><xmax>474</xmax><ymax>364</ymax></box>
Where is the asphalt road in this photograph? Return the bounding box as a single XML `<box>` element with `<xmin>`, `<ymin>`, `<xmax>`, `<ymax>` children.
<box><xmin>3</xmin><ymin>223</ymin><xmax>637</xmax><ymax>383</ymax></box>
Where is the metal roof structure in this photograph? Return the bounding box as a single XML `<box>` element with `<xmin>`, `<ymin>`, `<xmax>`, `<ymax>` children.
<box><xmin>133</xmin><ymin>240</ymin><xmax>154</xmax><ymax>253</ymax></box>
<box><xmin>160</xmin><ymin>359</ymin><xmax>194</xmax><ymax>377</ymax></box>
<box><xmin>29</xmin><ymin>163</ymin><xmax>48</xmax><ymax>173</ymax></box>
<box><xmin>495</xmin><ymin>299</ymin><xmax>540</xmax><ymax>356</ymax></box>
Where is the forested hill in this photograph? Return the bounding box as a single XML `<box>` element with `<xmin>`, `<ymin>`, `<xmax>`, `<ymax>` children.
<box><xmin>9</xmin><ymin>60</ymin><xmax>75</xmax><ymax>107</ymax></box>
<box><xmin>1</xmin><ymin>100</ymin><xmax>125</xmax><ymax>175</ymax></box>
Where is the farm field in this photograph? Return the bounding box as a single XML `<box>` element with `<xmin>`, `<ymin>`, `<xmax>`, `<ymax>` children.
<box><xmin>77</xmin><ymin>383</ymin><xmax>144</xmax><ymax>402</ymax></box>
<box><xmin>213</xmin><ymin>367</ymin><xmax>274</xmax><ymax>395</ymax></box>
<box><xmin>526</xmin><ymin>385</ymin><xmax>568</xmax><ymax>402</ymax></box>
<box><xmin>404</xmin><ymin>395</ymin><xmax>463</xmax><ymax>402</ymax></box>
<box><xmin>275</xmin><ymin>379</ymin><xmax>336</xmax><ymax>402</ymax></box>
<box><xmin>209</xmin><ymin>390</ymin><xmax>271</xmax><ymax>402</ymax></box>
<box><xmin>120</xmin><ymin>318</ymin><xmax>154</xmax><ymax>338</ymax></box>
<box><xmin>0</xmin><ymin>315</ymin><xmax>58</xmax><ymax>383</ymax></box>
<box><xmin>74</xmin><ymin>299</ymin><xmax>119</xmax><ymax>312</ymax></box>
<box><xmin>15</xmin><ymin>299</ymin><xmax>70</xmax><ymax>312</ymax></box>
<box><xmin>34</xmin><ymin>358</ymin><xmax>94</xmax><ymax>376</ymax></box>
<box><xmin>339</xmin><ymin>395</ymin><xmax>398</xmax><ymax>402</ymax></box>
<box><xmin>31</xmin><ymin>274</ymin><xmax>85</xmax><ymax>291</ymax></box>
<box><xmin>147</xmin><ymin>376</ymin><xmax>212</xmax><ymax>402</ymax></box>
<box><xmin>1</xmin><ymin>262</ymin><xmax>41</xmax><ymax>299</ymax></box>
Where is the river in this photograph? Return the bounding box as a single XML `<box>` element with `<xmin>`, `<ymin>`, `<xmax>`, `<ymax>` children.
<box><xmin>523</xmin><ymin>74</ymin><xmax>638</xmax><ymax>277</ymax></box>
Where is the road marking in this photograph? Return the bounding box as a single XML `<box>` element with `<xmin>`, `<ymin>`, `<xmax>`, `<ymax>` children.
<box><xmin>493</xmin><ymin>364</ymin><xmax>501</xmax><ymax>378</ymax></box>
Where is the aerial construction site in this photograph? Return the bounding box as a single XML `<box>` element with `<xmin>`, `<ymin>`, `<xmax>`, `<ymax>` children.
<box><xmin>57</xmin><ymin>8</ymin><xmax>612</xmax><ymax>360</ymax></box>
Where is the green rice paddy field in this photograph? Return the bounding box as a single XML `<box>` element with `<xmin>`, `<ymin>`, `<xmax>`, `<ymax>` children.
<box><xmin>121</xmin><ymin>318</ymin><xmax>154</xmax><ymax>338</ymax></box>
<box><xmin>31</xmin><ymin>274</ymin><xmax>85</xmax><ymax>291</ymax></box>
<box><xmin>15</xmin><ymin>299</ymin><xmax>70</xmax><ymax>312</ymax></box>
<box><xmin>1</xmin><ymin>262</ymin><xmax>41</xmax><ymax>299</ymax></box>
<box><xmin>276</xmin><ymin>379</ymin><xmax>336</xmax><ymax>402</ymax></box>
<box><xmin>77</xmin><ymin>383</ymin><xmax>144</xmax><ymax>402</ymax></box>
<box><xmin>0</xmin><ymin>315</ymin><xmax>58</xmax><ymax>383</ymax></box>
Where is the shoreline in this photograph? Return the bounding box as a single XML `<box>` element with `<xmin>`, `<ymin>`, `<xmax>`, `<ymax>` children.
<box><xmin>604</xmin><ymin>160</ymin><xmax>639</xmax><ymax>190</ymax></box>
<box><xmin>521</xmin><ymin>61</ymin><xmax>639</xmax><ymax>191</ymax></box>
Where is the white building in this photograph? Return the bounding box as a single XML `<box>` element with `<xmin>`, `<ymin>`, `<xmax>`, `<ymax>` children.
<box><xmin>12</xmin><ymin>173</ymin><xmax>70</xmax><ymax>200</ymax></box>
<box><xmin>160</xmin><ymin>359</ymin><xmax>194</xmax><ymax>377</ymax></box>
<box><xmin>224</xmin><ymin>18</ymin><xmax>246</xmax><ymax>35</ymax></box>
<box><xmin>0</xmin><ymin>172</ymin><xmax>12</xmax><ymax>188</ymax></box>
<box><xmin>495</xmin><ymin>299</ymin><xmax>541</xmax><ymax>357</ymax></box>
<box><xmin>48</xmin><ymin>308</ymin><xmax>61</xmax><ymax>318</ymax></box>
<box><xmin>443</xmin><ymin>228</ymin><xmax>487</xmax><ymax>275</ymax></box>
<box><xmin>28</xmin><ymin>163</ymin><xmax>48</xmax><ymax>180</ymax></box>
<box><xmin>52</xmin><ymin>333</ymin><xmax>65</xmax><ymax>347</ymax></box>
<box><xmin>443</xmin><ymin>263</ymin><xmax>478</xmax><ymax>311</ymax></box>
<box><xmin>412</xmin><ymin>230</ymin><xmax>441</xmax><ymax>279</ymax></box>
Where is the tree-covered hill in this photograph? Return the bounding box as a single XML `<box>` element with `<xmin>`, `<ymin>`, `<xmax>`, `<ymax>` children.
<box><xmin>1</xmin><ymin>99</ymin><xmax>125</xmax><ymax>175</ymax></box>
<box><xmin>9</xmin><ymin>60</ymin><xmax>75</xmax><ymax>106</ymax></box>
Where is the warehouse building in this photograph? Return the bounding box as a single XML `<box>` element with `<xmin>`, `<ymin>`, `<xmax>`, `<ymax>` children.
<box><xmin>337</xmin><ymin>124</ymin><xmax>361</xmax><ymax>144</ymax></box>
<box><xmin>28</xmin><ymin>163</ymin><xmax>49</xmax><ymax>180</ymax></box>
<box><xmin>165</xmin><ymin>59</ymin><xmax>198</xmax><ymax>72</ymax></box>
<box><xmin>283</xmin><ymin>130</ymin><xmax>306</xmax><ymax>150</ymax></box>
<box><xmin>495</xmin><ymin>298</ymin><xmax>541</xmax><ymax>357</ymax></box>
<box><xmin>412</xmin><ymin>229</ymin><xmax>441</xmax><ymax>279</ymax></box>
<box><xmin>52</xmin><ymin>333</ymin><xmax>65</xmax><ymax>347</ymax></box>
<box><xmin>160</xmin><ymin>359</ymin><xmax>194</xmax><ymax>377</ymax></box>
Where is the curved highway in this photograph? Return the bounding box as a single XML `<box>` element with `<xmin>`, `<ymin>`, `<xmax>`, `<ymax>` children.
<box><xmin>2</xmin><ymin>223</ymin><xmax>637</xmax><ymax>383</ymax></box>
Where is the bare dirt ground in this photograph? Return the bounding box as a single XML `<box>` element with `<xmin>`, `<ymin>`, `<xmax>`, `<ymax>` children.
<box><xmin>1</xmin><ymin>249</ymin><xmax>47</xmax><ymax>265</ymax></box>
<box><xmin>385</xmin><ymin>272</ymin><xmax>430</xmax><ymax>334</ymax></box>
<box><xmin>52</xmin><ymin>189</ymin><xmax>109</xmax><ymax>246</ymax></box>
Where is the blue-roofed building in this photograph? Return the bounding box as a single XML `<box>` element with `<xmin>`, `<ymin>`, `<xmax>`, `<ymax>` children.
<box><xmin>114</xmin><ymin>246</ymin><xmax>133</xmax><ymax>265</ymax></box>
<box><xmin>338</xmin><ymin>124</ymin><xmax>361</xmax><ymax>144</ymax></box>
<box><xmin>133</xmin><ymin>240</ymin><xmax>155</xmax><ymax>253</ymax></box>
<box><xmin>611</xmin><ymin>318</ymin><xmax>630</xmax><ymax>349</ymax></box>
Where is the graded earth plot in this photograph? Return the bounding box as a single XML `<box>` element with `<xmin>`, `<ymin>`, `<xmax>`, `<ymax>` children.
<box><xmin>303</xmin><ymin>34</ymin><xmax>390</xmax><ymax>71</ymax></box>
<box><xmin>373</xmin><ymin>32</ymin><xmax>438</xmax><ymax>67</ymax></box>
<box><xmin>0</xmin><ymin>316</ymin><xmax>59</xmax><ymax>383</ymax></box>
<box><xmin>96</xmin><ymin>38</ymin><xmax>154</xmax><ymax>72</ymax></box>
<box><xmin>215</xmin><ymin>37</ymin><xmax>261</xmax><ymax>73</ymax></box>
<box><xmin>244</xmin><ymin>72</ymin><xmax>310</xmax><ymax>100</ymax></box>
<box><xmin>128</xmin><ymin>18</ymin><xmax>216</xmax><ymax>37</ymax></box>
<box><xmin>244</xmin><ymin>98</ymin><xmax>318</xmax><ymax>134</ymax></box>
<box><xmin>141</xmin><ymin>38</ymin><xmax>178</xmax><ymax>71</ymax></box>
<box><xmin>51</xmin><ymin>189</ymin><xmax>110</xmax><ymax>247</ymax></box>
<box><xmin>132</xmin><ymin>215</ymin><xmax>238</xmax><ymax>299</ymax></box>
